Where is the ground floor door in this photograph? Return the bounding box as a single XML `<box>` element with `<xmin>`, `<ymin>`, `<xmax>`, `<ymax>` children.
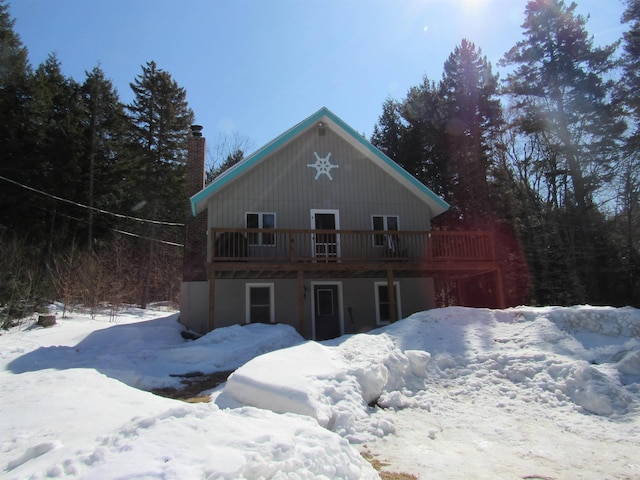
<box><xmin>312</xmin><ymin>283</ymin><xmax>342</xmax><ymax>340</ymax></box>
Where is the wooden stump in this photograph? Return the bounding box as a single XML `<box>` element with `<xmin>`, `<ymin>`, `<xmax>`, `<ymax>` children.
<box><xmin>37</xmin><ymin>315</ymin><xmax>56</xmax><ymax>327</ymax></box>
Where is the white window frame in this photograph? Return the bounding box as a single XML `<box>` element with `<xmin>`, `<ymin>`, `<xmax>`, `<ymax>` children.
<box><xmin>372</xmin><ymin>215</ymin><xmax>399</xmax><ymax>248</ymax></box>
<box><xmin>245</xmin><ymin>283</ymin><xmax>275</xmax><ymax>324</ymax></box>
<box><xmin>246</xmin><ymin>212</ymin><xmax>276</xmax><ymax>246</ymax></box>
<box><xmin>374</xmin><ymin>281</ymin><xmax>401</xmax><ymax>326</ymax></box>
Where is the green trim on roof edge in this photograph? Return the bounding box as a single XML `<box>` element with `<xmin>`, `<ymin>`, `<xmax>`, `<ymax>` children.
<box><xmin>190</xmin><ymin>108</ymin><xmax>328</xmax><ymax>216</ymax></box>
<box><xmin>190</xmin><ymin>107</ymin><xmax>450</xmax><ymax>217</ymax></box>
<box><xmin>322</xmin><ymin>108</ymin><xmax>450</xmax><ymax>213</ymax></box>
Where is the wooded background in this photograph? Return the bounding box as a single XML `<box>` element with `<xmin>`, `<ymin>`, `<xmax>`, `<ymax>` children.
<box><xmin>1</xmin><ymin>0</ymin><xmax>638</xmax><ymax>325</ymax></box>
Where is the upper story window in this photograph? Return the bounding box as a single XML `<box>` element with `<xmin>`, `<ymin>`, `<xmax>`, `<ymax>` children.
<box><xmin>246</xmin><ymin>212</ymin><xmax>276</xmax><ymax>246</ymax></box>
<box><xmin>372</xmin><ymin>215</ymin><xmax>399</xmax><ymax>247</ymax></box>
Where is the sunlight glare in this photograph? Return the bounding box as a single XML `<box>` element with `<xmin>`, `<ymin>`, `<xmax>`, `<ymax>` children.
<box><xmin>458</xmin><ymin>0</ymin><xmax>489</xmax><ymax>11</ymax></box>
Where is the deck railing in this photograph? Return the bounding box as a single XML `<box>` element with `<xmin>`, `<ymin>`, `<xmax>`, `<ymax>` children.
<box><xmin>210</xmin><ymin>228</ymin><xmax>495</xmax><ymax>264</ymax></box>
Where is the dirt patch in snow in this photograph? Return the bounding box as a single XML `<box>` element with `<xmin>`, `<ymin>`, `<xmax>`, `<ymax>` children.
<box><xmin>361</xmin><ymin>450</ymin><xmax>418</xmax><ymax>480</ymax></box>
<box><xmin>151</xmin><ymin>370</ymin><xmax>232</xmax><ymax>402</ymax></box>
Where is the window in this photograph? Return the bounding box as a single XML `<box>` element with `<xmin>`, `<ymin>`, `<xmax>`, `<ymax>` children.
<box><xmin>246</xmin><ymin>212</ymin><xmax>275</xmax><ymax>246</ymax></box>
<box><xmin>374</xmin><ymin>281</ymin><xmax>401</xmax><ymax>325</ymax></box>
<box><xmin>372</xmin><ymin>215</ymin><xmax>399</xmax><ymax>247</ymax></box>
<box><xmin>246</xmin><ymin>283</ymin><xmax>274</xmax><ymax>324</ymax></box>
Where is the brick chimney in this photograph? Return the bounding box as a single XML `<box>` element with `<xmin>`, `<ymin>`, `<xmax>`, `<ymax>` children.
<box><xmin>183</xmin><ymin>125</ymin><xmax>208</xmax><ymax>281</ymax></box>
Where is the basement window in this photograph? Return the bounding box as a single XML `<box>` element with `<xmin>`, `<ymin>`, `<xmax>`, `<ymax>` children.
<box><xmin>374</xmin><ymin>281</ymin><xmax>401</xmax><ymax>325</ymax></box>
<box><xmin>246</xmin><ymin>283</ymin><xmax>275</xmax><ymax>324</ymax></box>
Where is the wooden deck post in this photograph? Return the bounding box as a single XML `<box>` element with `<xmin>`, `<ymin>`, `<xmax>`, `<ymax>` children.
<box><xmin>208</xmin><ymin>268</ymin><xmax>216</xmax><ymax>332</ymax></box>
<box><xmin>387</xmin><ymin>268</ymin><xmax>397</xmax><ymax>323</ymax></box>
<box><xmin>496</xmin><ymin>266</ymin><xmax>506</xmax><ymax>309</ymax></box>
<box><xmin>455</xmin><ymin>278</ymin><xmax>462</xmax><ymax>306</ymax></box>
<box><xmin>297</xmin><ymin>268</ymin><xmax>305</xmax><ymax>337</ymax></box>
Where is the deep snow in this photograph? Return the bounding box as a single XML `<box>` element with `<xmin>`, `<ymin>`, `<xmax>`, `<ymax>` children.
<box><xmin>1</xmin><ymin>304</ymin><xmax>639</xmax><ymax>479</ymax></box>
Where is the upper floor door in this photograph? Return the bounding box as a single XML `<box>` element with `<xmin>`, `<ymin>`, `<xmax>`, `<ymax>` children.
<box><xmin>310</xmin><ymin>209</ymin><xmax>340</xmax><ymax>261</ymax></box>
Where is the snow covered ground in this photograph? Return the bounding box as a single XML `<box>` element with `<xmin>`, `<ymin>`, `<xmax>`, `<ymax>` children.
<box><xmin>1</xmin><ymin>304</ymin><xmax>639</xmax><ymax>479</ymax></box>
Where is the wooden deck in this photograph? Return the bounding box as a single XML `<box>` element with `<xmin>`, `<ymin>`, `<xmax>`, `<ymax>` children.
<box><xmin>206</xmin><ymin>228</ymin><xmax>505</xmax><ymax>332</ymax></box>
<box><xmin>211</xmin><ymin>228</ymin><xmax>498</xmax><ymax>273</ymax></box>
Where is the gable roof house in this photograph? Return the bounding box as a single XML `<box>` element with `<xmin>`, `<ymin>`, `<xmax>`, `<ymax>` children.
<box><xmin>181</xmin><ymin>107</ymin><xmax>505</xmax><ymax>339</ymax></box>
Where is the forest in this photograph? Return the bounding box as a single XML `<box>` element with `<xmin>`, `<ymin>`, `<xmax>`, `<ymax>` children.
<box><xmin>1</xmin><ymin>0</ymin><xmax>639</xmax><ymax>326</ymax></box>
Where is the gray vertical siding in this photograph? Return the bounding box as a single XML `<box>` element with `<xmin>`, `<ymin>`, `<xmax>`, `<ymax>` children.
<box><xmin>197</xmin><ymin>124</ymin><xmax>439</xmax><ymax>338</ymax></box>
<box><xmin>206</xmin><ymin>126</ymin><xmax>432</xmax><ymax>231</ymax></box>
<box><xmin>209</xmin><ymin>277</ymin><xmax>435</xmax><ymax>338</ymax></box>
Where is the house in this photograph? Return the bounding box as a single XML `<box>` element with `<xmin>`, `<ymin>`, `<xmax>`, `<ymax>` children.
<box><xmin>180</xmin><ymin>107</ymin><xmax>504</xmax><ymax>339</ymax></box>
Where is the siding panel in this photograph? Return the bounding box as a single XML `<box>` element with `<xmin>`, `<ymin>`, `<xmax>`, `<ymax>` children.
<box><xmin>207</xmin><ymin>126</ymin><xmax>432</xmax><ymax>231</ymax></box>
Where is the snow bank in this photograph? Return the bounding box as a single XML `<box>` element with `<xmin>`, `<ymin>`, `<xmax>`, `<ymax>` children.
<box><xmin>2</xmin><ymin>304</ymin><xmax>639</xmax><ymax>479</ymax></box>
<box><xmin>2</xmin><ymin>369</ymin><xmax>376</xmax><ymax>479</ymax></box>
<box><xmin>217</xmin><ymin>339</ymin><xmax>397</xmax><ymax>443</ymax></box>
<box><xmin>0</xmin><ymin>309</ymin><xmax>374</xmax><ymax>480</ymax></box>
<box><xmin>6</xmin><ymin>313</ymin><xmax>304</xmax><ymax>390</ymax></box>
<box><xmin>219</xmin><ymin>305</ymin><xmax>640</xmax><ymax>447</ymax></box>
<box><xmin>388</xmin><ymin>306</ymin><xmax>640</xmax><ymax>416</ymax></box>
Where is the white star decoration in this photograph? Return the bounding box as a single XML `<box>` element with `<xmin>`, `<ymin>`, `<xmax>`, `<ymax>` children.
<box><xmin>307</xmin><ymin>152</ymin><xmax>339</xmax><ymax>180</ymax></box>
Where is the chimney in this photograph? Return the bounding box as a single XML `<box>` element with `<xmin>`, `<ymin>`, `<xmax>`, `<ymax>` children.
<box><xmin>183</xmin><ymin>125</ymin><xmax>208</xmax><ymax>282</ymax></box>
<box><xmin>186</xmin><ymin>125</ymin><xmax>205</xmax><ymax>196</ymax></box>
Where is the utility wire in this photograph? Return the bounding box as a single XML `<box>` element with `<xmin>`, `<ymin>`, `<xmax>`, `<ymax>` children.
<box><xmin>0</xmin><ymin>174</ymin><xmax>185</xmax><ymax>227</ymax></box>
<box><xmin>110</xmin><ymin>227</ymin><xmax>183</xmax><ymax>247</ymax></box>
<box><xmin>47</xmin><ymin>206</ymin><xmax>184</xmax><ymax>247</ymax></box>
<box><xmin>25</xmin><ymin>203</ymin><xmax>185</xmax><ymax>248</ymax></box>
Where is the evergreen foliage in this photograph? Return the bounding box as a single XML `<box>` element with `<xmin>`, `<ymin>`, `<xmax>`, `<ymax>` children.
<box><xmin>617</xmin><ymin>0</ymin><xmax>640</xmax><ymax>304</ymax></box>
<box><xmin>126</xmin><ymin>61</ymin><xmax>194</xmax><ymax>307</ymax></box>
<box><xmin>1</xmin><ymin>0</ymin><xmax>639</xmax><ymax>315</ymax></box>
<box><xmin>500</xmin><ymin>0</ymin><xmax>627</xmax><ymax>304</ymax></box>
<box><xmin>372</xmin><ymin>0</ymin><xmax>639</xmax><ymax>307</ymax></box>
<box><xmin>0</xmin><ymin>2</ymin><xmax>194</xmax><ymax>315</ymax></box>
<box><xmin>81</xmin><ymin>66</ymin><xmax>129</xmax><ymax>248</ymax></box>
<box><xmin>440</xmin><ymin>39</ymin><xmax>503</xmax><ymax>227</ymax></box>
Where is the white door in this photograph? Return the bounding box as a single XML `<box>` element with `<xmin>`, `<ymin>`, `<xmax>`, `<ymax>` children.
<box><xmin>310</xmin><ymin>209</ymin><xmax>340</xmax><ymax>261</ymax></box>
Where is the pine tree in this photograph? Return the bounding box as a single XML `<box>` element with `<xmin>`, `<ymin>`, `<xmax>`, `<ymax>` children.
<box><xmin>439</xmin><ymin>39</ymin><xmax>503</xmax><ymax>228</ymax></box>
<box><xmin>23</xmin><ymin>54</ymin><xmax>86</xmax><ymax>256</ymax></box>
<box><xmin>616</xmin><ymin>0</ymin><xmax>640</xmax><ymax>304</ymax></box>
<box><xmin>81</xmin><ymin>66</ymin><xmax>128</xmax><ymax>247</ymax></box>
<box><xmin>371</xmin><ymin>79</ymin><xmax>450</xmax><ymax>198</ymax></box>
<box><xmin>399</xmin><ymin>78</ymin><xmax>450</xmax><ymax>198</ymax></box>
<box><xmin>621</xmin><ymin>0</ymin><xmax>640</xmax><ymax>152</ymax></box>
<box><xmin>371</xmin><ymin>98</ymin><xmax>404</xmax><ymax>165</ymax></box>
<box><xmin>0</xmin><ymin>0</ymin><xmax>33</xmax><ymax>233</ymax></box>
<box><xmin>126</xmin><ymin>61</ymin><xmax>194</xmax><ymax>307</ymax></box>
<box><xmin>500</xmin><ymin>0</ymin><xmax>626</xmax><ymax>303</ymax></box>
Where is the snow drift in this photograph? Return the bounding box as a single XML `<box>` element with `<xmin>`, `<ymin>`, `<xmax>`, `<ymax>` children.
<box><xmin>2</xmin><ymin>305</ymin><xmax>639</xmax><ymax>479</ymax></box>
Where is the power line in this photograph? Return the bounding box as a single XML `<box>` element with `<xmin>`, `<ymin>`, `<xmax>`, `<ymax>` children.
<box><xmin>0</xmin><ymin>175</ymin><xmax>185</xmax><ymax>227</ymax></box>
<box><xmin>71</xmin><ymin>213</ymin><xmax>184</xmax><ymax>247</ymax></box>
<box><xmin>28</xmin><ymin>205</ymin><xmax>185</xmax><ymax>248</ymax></box>
<box><xmin>110</xmin><ymin>227</ymin><xmax>183</xmax><ymax>247</ymax></box>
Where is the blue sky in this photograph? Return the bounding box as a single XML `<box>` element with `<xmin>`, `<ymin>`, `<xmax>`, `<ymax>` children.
<box><xmin>7</xmin><ymin>0</ymin><xmax>627</xmax><ymax>158</ymax></box>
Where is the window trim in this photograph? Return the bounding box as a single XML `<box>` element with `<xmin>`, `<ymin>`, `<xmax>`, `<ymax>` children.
<box><xmin>374</xmin><ymin>281</ymin><xmax>401</xmax><ymax>326</ymax></box>
<box><xmin>245</xmin><ymin>283</ymin><xmax>275</xmax><ymax>324</ymax></box>
<box><xmin>371</xmin><ymin>214</ymin><xmax>399</xmax><ymax>248</ymax></box>
<box><xmin>245</xmin><ymin>212</ymin><xmax>276</xmax><ymax>246</ymax></box>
